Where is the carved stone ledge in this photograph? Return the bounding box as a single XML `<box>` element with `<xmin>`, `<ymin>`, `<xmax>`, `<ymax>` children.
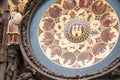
<box><xmin>17</xmin><ymin>72</ymin><xmax>36</xmax><ymax>80</ymax></box>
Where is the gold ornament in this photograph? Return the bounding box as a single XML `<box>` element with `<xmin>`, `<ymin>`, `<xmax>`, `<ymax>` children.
<box><xmin>8</xmin><ymin>0</ymin><xmax>28</xmax><ymax>12</ymax></box>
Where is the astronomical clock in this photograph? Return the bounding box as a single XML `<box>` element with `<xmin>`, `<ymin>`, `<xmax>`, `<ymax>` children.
<box><xmin>0</xmin><ymin>0</ymin><xmax>120</xmax><ymax>80</ymax></box>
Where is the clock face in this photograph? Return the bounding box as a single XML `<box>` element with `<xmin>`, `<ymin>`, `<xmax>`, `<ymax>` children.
<box><xmin>37</xmin><ymin>0</ymin><xmax>119</xmax><ymax>69</ymax></box>
<box><xmin>27</xmin><ymin>0</ymin><xmax>120</xmax><ymax>77</ymax></box>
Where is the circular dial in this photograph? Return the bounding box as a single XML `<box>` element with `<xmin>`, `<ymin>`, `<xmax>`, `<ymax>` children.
<box><xmin>38</xmin><ymin>0</ymin><xmax>119</xmax><ymax>68</ymax></box>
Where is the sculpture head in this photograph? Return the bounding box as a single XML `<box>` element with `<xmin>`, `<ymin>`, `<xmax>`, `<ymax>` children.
<box><xmin>14</xmin><ymin>5</ymin><xmax>19</xmax><ymax>12</ymax></box>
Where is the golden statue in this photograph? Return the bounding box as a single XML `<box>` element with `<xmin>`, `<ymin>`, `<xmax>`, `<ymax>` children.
<box><xmin>6</xmin><ymin>0</ymin><xmax>28</xmax><ymax>45</ymax></box>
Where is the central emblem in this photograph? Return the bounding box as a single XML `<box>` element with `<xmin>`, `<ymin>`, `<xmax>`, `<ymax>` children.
<box><xmin>72</xmin><ymin>24</ymin><xmax>83</xmax><ymax>37</ymax></box>
<box><xmin>64</xmin><ymin>18</ymin><xmax>90</xmax><ymax>43</ymax></box>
